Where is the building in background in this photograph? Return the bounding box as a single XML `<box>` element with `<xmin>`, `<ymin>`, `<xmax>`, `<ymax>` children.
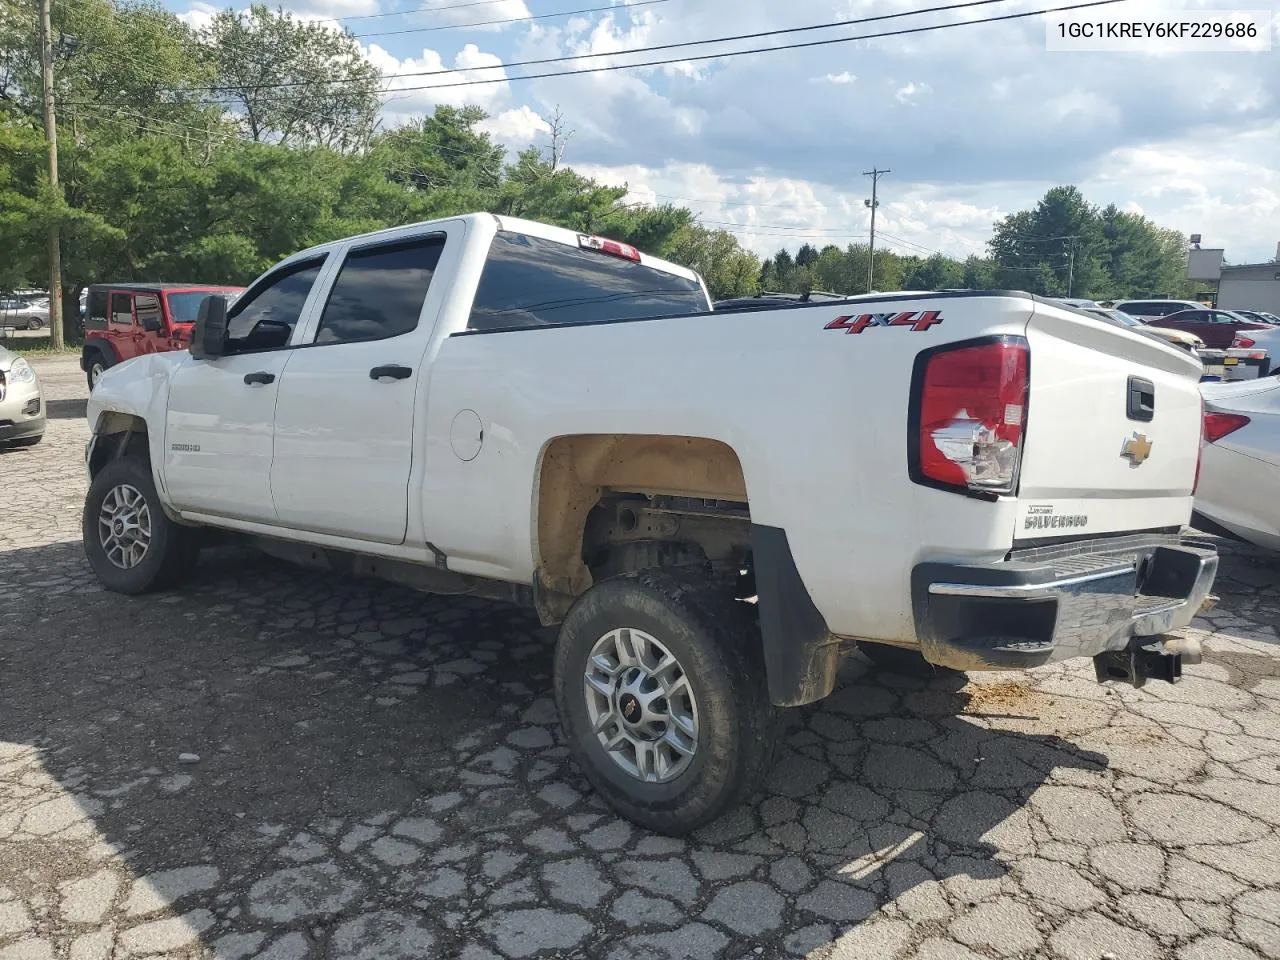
<box><xmin>1217</xmin><ymin>251</ymin><xmax>1280</xmax><ymax>314</ymax></box>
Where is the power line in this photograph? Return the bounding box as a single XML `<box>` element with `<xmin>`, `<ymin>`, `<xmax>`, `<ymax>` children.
<box><xmin>361</xmin><ymin>0</ymin><xmax>1131</xmax><ymax>96</ymax></box>
<box><xmin>70</xmin><ymin>0</ymin><xmax>1130</xmax><ymax>111</ymax></box>
<box><xmin>78</xmin><ymin>0</ymin><xmax>1116</xmax><ymax>104</ymax></box>
<box><xmin>170</xmin><ymin>0</ymin><xmax>1023</xmax><ymax>95</ymax></box>
<box><xmin>355</xmin><ymin>0</ymin><xmax>670</xmax><ymax>39</ymax></box>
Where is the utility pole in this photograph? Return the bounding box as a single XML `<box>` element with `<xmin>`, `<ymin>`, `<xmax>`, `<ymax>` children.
<box><xmin>38</xmin><ymin>0</ymin><xmax>64</xmax><ymax>350</ymax></box>
<box><xmin>1066</xmin><ymin>240</ymin><xmax>1075</xmax><ymax>298</ymax></box>
<box><xmin>863</xmin><ymin>167</ymin><xmax>889</xmax><ymax>293</ymax></box>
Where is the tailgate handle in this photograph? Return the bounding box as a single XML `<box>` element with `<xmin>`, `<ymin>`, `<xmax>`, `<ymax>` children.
<box><xmin>1127</xmin><ymin>376</ymin><xmax>1155</xmax><ymax>422</ymax></box>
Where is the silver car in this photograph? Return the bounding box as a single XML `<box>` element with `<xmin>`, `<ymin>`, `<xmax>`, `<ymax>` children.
<box><xmin>0</xmin><ymin>297</ymin><xmax>49</xmax><ymax>330</ymax></box>
<box><xmin>0</xmin><ymin>345</ymin><xmax>45</xmax><ymax>446</ymax></box>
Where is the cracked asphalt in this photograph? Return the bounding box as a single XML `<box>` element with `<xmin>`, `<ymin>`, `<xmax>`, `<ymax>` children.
<box><xmin>2</xmin><ymin>354</ymin><xmax>1279</xmax><ymax>960</ymax></box>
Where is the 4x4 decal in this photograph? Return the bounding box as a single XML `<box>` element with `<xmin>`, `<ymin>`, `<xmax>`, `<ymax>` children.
<box><xmin>824</xmin><ymin>310</ymin><xmax>943</xmax><ymax>334</ymax></box>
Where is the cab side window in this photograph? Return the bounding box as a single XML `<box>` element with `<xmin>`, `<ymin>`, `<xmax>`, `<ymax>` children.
<box><xmin>109</xmin><ymin>292</ymin><xmax>134</xmax><ymax>327</ymax></box>
<box><xmin>314</xmin><ymin>237</ymin><xmax>444</xmax><ymax>345</ymax></box>
<box><xmin>226</xmin><ymin>258</ymin><xmax>327</xmax><ymax>349</ymax></box>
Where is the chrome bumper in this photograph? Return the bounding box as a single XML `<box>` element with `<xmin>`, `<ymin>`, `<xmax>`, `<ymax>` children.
<box><xmin>912</xmin><ymin>534</ymin><xmax>1218</xmax><ymax>672</ymax></box>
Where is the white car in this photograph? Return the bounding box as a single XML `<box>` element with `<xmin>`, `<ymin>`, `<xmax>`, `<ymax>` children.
<box><xmin>1195</xmin><ymin>376</ymin><xmax>1280</xmax><ymax>549</ymax></box>
<box><xmin>84</xmin><ymin>213</ymin><xmax>1217</xmax><ymax>832</ymax></box>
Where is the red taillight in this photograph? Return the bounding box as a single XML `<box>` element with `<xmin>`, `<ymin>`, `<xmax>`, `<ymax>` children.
<box><xmin>1204</xmin><ymin>411</ymin><xmax>1251</xmax><ymax>444</ymax></box>
<box><xmin>1233</xmin><ymin>335</ymin><xmax>1256</xmax><ymax>348</ymax></box>
<box><xmin>578</xmin><ymin>233</ymin><xmax>641</xmax><ymax>262</ymax></box>
<box><xmin>914</xmin><ymin>338</ymin><xmax>1030</xmax><ymax>495</ymax></box>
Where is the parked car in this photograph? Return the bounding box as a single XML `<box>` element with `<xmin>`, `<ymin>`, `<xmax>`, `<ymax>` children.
<box><xmin>0</xmin><ymin>344</ymin><xmax>45</xmax><ymax>446</ymax></box>
<box><xmin>81</xmin><ymin>283</ymin><xmax>245</xmax><ymax>390</ymax></box>
<box><xmin>1082</xmin><ymin>307</ymin><xmax>1204</xmax><ymax>352</ymax></box>
<box><xmin>83</xmin><ymin>213</ymin><xmax>1217</xmax><ymax>833</ymax></box>
<box><xmin>1112</xmin><ymin>299</ymin><xmax>1206</xmax><ymax>321</ymax></box>
<box><xmin>1195</xmin><ymin>377</ymin><xmax>1280</xmax><ymax>549</ymax></box>
<box><xmin>0</xmin><ymin>297</ymin><xmax>49</xmax><ymax>331</ymax></box>
<box><xmin>1232</xmin><ymin>310</ymin><xmax>1280</xmax><ymax>326</ymax></box>
<box><xmin>1053</xmin><ymin>297</ymin><xmax>1101</xmax><ymax>310</ymax></box>
<box><xmin>1144</xmin><ymin>307</ymin><xmax>1269</xmax><ymax>349</ymax></box>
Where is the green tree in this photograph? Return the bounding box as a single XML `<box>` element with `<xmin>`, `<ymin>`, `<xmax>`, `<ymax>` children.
<box><xmin>208</xmin><ymin>4</ymin><xmax>381</xmax><ymax>150</ymax></box>
<box><xmin>904</xmin><ymin>253</ymin><xmax>964</xmax><ymax>290</ymax></box>
<box><xmin>665</xmin><ymin>226</ymin><xmax>759</xmax><ymax>300</ymax></box>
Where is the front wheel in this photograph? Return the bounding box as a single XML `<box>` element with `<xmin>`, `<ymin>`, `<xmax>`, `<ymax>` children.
<box><xmin>83</xmin><ymin>456</ymin><xmax>200</xmax><ymax>594</ymax></box>
<box><xmin>87</xmin><ymin>356</ymin><xmax>108</xmax><ymax>391</ymax></box>
<box><xmin>554</xmin><ymin>569</ymin><xmax>778</xmax><ymax>835</ymax></box>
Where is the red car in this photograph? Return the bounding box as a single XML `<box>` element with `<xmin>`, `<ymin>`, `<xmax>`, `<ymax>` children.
<box><xmin>1145</xmin><ymin>307</ymin><xmax>1269</xmax><ymax>349</ymax></box>
<box><xmin>81</xmin><ymin>283</ymin><xmax>244</xmax><ymax>390</ymax></box>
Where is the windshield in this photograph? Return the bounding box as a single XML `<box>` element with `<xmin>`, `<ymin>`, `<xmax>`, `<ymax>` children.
<box><xmin>166</xmin><ymin>291</ymin><xmax>234</xmax><ymax>323</ymax></box>
<box><xmin>1090</xmin><ymin>308</ymin><xmax>1141</xmax><ymax>328</ymax></box>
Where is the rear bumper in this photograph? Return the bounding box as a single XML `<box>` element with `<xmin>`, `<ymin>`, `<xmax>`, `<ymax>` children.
<box><xmin>912</xmin><ymin>534</ymin><xmax>1218</xmax><ymax>671</ymax></box>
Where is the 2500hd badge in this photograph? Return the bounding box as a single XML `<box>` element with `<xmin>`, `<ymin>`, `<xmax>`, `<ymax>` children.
<box><xmin>1023</xmin><ymin>504</ymin><xmax>1089</xmax><ymax>530</ymax></box>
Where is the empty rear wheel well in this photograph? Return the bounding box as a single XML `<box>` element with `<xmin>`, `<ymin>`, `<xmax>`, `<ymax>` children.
<box><xmin>88</xmin><ymin>413</ymin><xmax>149</xmax><ymax>479</ymax></box>
<box><xmin>533</xmin><ymin>434</ymin><xmax>751</xmax><ymax>623</ymax></box>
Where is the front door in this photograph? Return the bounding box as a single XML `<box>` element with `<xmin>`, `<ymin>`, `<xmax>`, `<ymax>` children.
<box><xmin>270</xmin><ymin>232</ymin><xmax>449</xmax><ymax>543</ymax></box>
<box><xmin>164</xmin><ymin>258</ymin><xmax>328</xmax><ymax>522</ymax></box>
<box><xmin>107</xmin><ymin>291</ymin><xmax>140</xmax><ymax>361</ymax></box>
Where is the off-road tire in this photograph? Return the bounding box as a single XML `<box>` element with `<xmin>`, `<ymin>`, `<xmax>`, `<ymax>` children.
<box><xmin>83</xmin><ymin>456</ymin><xmax>199</xmax><ymax>594</ymax></box>
<box><xmin>554</xmin><ymin>568</ymin><xmax>779</xmax><ymax>835</ymax></box>
<box><xmin>86</xmin><ymin>354</ymin><xmax>108</xmax><ymax>391</ymax></box>
<box><xmin>858</xmin><ymin>641</ymin><xmax>960</xmax><ymax>676</ymax></box>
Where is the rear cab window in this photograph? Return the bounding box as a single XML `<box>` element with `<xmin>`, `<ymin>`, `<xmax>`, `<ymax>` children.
<box><xmin>467</xmin><ymin>232</ymin><xmax>707</xmax><ymax>332</ymax></box>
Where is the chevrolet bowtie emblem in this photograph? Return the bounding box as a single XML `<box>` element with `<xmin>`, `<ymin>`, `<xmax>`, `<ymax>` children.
<box><xmin>1121</xmin><ymin>432</ymin><xmax>1153</xmax><ymax>465</ymax></box>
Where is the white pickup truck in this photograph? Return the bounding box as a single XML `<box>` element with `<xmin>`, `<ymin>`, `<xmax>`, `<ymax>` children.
<box><xmin>84</xmin><ymin>213</ymin><xmax>1218</xmax><ymax>833</ymax></box>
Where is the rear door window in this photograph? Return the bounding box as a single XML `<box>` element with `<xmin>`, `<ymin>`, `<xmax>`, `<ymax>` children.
<box><xmin>109</xmin><ymin>292</ymin><xmax>134</xmax><ymax>326</ymax></box>
<box><xmin>314</xmin><ymin>237</ymin><xmax>444</xmax><ymax>345</ymax></box>
<box><xmin>468</xmin><ymin>232</ymin><xmax>707</xmax><ymax>332</ymax></box>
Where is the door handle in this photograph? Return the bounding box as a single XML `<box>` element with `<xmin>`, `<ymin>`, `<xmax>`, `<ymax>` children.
<box><xmin>370</xmin><ymin>364</ymin><xmax>413</xmax><ymax>381</ymax></box>
<box><xmin>244</xmin><ymin>371</ymin><xmax>275</xmax><ymax>385</ymax></box>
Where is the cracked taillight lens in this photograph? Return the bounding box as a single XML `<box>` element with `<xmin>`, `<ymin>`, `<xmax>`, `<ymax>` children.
<box><xmin>915</xmin><ymin>338</ymin><xmax>1029</xmax><ymax>496</ymax></box>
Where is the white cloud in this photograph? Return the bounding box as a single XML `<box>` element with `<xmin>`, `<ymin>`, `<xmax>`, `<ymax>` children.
<box><xmin>814</xmin><ymin>71</ymin><xmax>857</xmax><ymax>84</ymax></box>
<box><xmin>477</xmin><ymin>105</ymin><xmax>552</xmax><ymax>148</ymax></box>
<box><xmin>894</xmin><ymin>81</ymin><xmax>932</xmax><ymax>104</ymax></box>
<box><xmin>366</xmin><ymin>42</ymin><xmax>510</xmax><ymax>124</ymax></box>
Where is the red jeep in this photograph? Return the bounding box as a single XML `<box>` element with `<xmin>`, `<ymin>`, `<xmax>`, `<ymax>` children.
<box><xmin>81</xmin><ymin>283</ymin><xmax>244</xmax><ymax>390</ymax></box>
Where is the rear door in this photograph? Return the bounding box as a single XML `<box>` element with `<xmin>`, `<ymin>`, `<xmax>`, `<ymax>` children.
<box><xmin>1017</xmin><ymin>302</ymin><xmax>1203</xmax><ymax>540</ymax></box>
<box><xmin>269</xmin><ymin>227</ymin><xmax>457</xmax><ymax>543</ymax></box>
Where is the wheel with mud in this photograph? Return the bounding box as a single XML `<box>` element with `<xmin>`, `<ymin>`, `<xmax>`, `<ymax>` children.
<box><xmin>554</xmin><ymin>569</ymin><xmax>778</xmax><ymax>835</ymax></box>
<box><xmin>83</xmin><ymin>456</ymin><xmax>200</xmax><ymax>594</ymax></box>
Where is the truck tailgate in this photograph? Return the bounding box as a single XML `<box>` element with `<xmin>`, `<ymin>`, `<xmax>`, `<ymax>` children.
<box><xmin>1016</xmin><ymin>303</ymin><xmax>1204</xmax><ymax>541</ymax></box>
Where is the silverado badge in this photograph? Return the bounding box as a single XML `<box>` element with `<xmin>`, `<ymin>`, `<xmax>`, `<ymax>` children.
<box><xmin>1121</xmin><ymin>432</ymin><xmax>1153</xmax><ymax>466</ymax></box>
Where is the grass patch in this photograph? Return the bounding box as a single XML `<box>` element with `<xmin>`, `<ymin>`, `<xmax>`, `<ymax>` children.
<box><xmin>0</xmin><ymin>335</ymin><xmax>81</xmax><ymax>357</ymax></box>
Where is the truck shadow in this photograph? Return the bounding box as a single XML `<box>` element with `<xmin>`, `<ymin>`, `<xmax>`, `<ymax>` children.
<box><xmin>0</xmin><ymin>541</ymin><xmax>1112</xmax><ymax>959</ymax></box>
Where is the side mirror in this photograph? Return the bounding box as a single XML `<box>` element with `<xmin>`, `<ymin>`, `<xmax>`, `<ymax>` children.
<box><xmin>190</xmin><ymin>295</ymin><xmax>228</xmax><ymax>360</ymax></box>
<box><xmin>140</xmin><ymin>315</ymin><xmax>162</xmax><ymax>333</ymax></box>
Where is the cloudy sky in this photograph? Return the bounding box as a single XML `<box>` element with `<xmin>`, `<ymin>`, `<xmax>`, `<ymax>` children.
<box><xmin>173</xmin><ymin>0</ymin><xmax>1279</xmax><ymax>263</ymax></box>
